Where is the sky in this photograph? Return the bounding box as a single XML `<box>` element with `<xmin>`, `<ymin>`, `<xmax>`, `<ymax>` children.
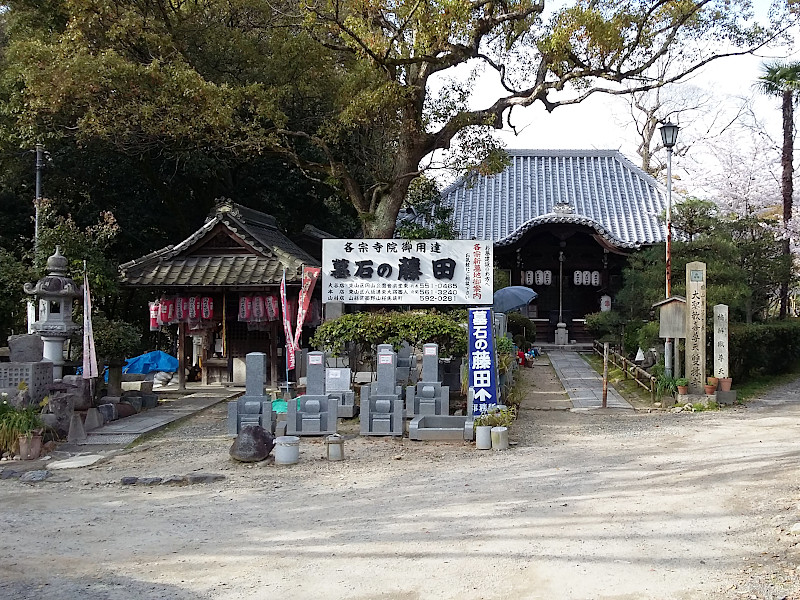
<box><xmin>438</xmin><ymin>0</ymin><xmax>800</xmax><ymax>190</ymax></box>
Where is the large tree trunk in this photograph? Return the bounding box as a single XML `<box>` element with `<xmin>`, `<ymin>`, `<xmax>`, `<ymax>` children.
<box><xmin>780</xmin><ymin>88</ymin><xmax>793</xmax><ymax>319</ymax></box>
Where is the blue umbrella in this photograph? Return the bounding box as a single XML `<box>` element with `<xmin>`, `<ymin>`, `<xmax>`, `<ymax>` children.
<box><xmin>492</xmin><ymin>286</ymin><xmax>538</xmax><ymax>313</ymax></box>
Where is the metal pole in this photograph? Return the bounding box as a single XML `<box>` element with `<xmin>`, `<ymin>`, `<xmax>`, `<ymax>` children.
<box><xmin>558</xmin><ymin>251</ymin><xmax>564</xmax><ymax>323</ymax></box>
<box><xmin>664</xmin><ymin>146</ymin><xmax>674</xmax><ymax>378</ymax></box>
<box><xmin>602</xmin><ymin>342</ymin><xmax>609</xmax><ymax>408</ymax></box>
<box><xmin>34</xmin><ymin>143</ymin><xmax>43</xmax><ymax>261</ymax></box>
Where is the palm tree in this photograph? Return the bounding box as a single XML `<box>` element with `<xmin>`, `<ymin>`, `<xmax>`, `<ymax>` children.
<box><xmin>757</xmin><ymin>61</ymin><xmax>800</xmax><ymax>319</ymax></box>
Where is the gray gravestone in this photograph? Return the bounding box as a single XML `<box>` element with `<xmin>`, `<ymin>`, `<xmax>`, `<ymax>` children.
<box><xmin>286</xmin><ymin>351</ymin><xmax>338</xmax><ymax>436</ymax></box>
<box><xmin>326</xmin><ymin>367</ymin><xmax>357</xmax><ymax>418</ymax></box>
<box><xmin>406</xmin><ymin>343</ymin><xmax>449</xmax><ymax>418</ymax></box>
<box><xmin>361</xmin><ymin>346</ymin><xmax>404</xmax><ymax>436</ymax></box>
<box><xmin>227</xmin><ymin>352</ymin><xmax>275</xmax><ymax>436</ymax></box>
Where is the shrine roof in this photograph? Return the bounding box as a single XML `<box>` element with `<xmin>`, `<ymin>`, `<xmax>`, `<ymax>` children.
<box><xmin>442</xmin><ymin>150</ymin><xmax>669</xmax><ymax>249</ymax></box>
<box><xmin>120</xmin><ymin>200</ymin><xmax>319</xmax><ymax>288</ymax></box>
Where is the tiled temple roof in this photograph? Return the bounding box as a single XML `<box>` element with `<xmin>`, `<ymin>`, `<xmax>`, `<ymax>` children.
<box><xmin>442</xmin><ymin>150</ymin><xmax>668</xmax><ymax>249</ymax></box>
<box><xmin>120</xmin><ymin>201</ymin><xmax>319</xmax><ymax>288</ymax></box>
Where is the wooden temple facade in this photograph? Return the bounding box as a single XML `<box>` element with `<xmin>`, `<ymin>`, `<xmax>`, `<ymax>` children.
<box><xmin>119</xmin><ymin>200</ymin><xmax>322</xmax><ymax>388</ymax></box>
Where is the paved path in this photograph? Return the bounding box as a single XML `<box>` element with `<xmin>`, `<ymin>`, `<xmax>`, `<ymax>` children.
<box><xmin>547</xmin><ymin>349</ymin><xmax>633</xmax><ymax>409</ymax></box>
<box><xmin>82</xmin><ymin>391</ymin><xmax>238</xmax><ymax>446</ymax></box>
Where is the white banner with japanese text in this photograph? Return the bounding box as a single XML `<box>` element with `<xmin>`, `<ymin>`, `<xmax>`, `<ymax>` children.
<box><xmin>322</xmin><ymin>239</ymin><xmax>493</xmax><ymax>305</ymax></box>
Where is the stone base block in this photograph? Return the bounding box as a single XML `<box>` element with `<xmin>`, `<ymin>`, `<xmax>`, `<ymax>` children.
<box><xmin>716</xmin><ymin>390</ymin><xmax>738</xmax><ymax>405</ymax></box>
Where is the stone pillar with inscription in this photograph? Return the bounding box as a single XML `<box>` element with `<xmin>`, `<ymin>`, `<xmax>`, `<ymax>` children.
<box><xmin>713</xmin><ymin>304</ymin><xmax>729</xmax><ymax>379</ymax></box>
<box><xmin>685</xmin><ymin>262</ymin><xmax>707</xmax><ymax>394</ymax></box>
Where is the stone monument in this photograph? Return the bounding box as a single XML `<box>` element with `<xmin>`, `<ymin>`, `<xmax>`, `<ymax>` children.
<box><xmin>406</xmin><ymin>343</ymin><xmax>449</xmax><ymax>418</ymax></box>
<box><xmin>713</xmin><ymin>304</ymin><xmax>737</xmax><ymax>404</ymax></box>
<box><xmin>395</xmin><ymin>341</ymin><xmax>418</xmax><ymax>386</ymax></box>
<box><xmin>286</xmin><ymin>351</ymin><xmax>338</xmax><ymax>436</ymax></box>
<box><xmin>360</xmin><ymin>345</ymin><xmax>404</xmax><ymax>436</ymax></box>
<box><xmin>685</xmin><ymin>261</ymin><xmax>707</xmax><ymax>394</ymax></box>
<box><xmin>325</xmin><ymin>366</ymin><xmax>357</xmax><ymax>418</ymax></box>
<box><xmin>227</xmin><ymin>352</ymin><xmax>277</xmax><ymax>436</ymax></box>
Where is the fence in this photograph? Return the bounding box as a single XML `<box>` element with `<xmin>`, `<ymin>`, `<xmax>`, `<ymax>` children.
<box><xmin>592</xmin><ymin>341</ymin><xmax>657</xmax><ymax>402</ymax></box>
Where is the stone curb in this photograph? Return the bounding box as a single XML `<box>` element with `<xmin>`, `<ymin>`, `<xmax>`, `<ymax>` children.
<box><xmin>120</xmin><ymin>473</ymin><xmax>226</xmax><ymax>486</ymax></box>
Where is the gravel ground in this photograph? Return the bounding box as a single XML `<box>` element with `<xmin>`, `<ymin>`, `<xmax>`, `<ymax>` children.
<box><xmin>2</xmin><ymin>358</ymin><xmax>800</xmax><ymax>599</ymax></box>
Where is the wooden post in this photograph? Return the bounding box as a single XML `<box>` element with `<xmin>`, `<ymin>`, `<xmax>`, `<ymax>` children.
<box><xmin>270</xmin><ymin>320</ymin><xmax>279</xmax><ymax>389</ymax></box>
<box><xmin>602</xmin><ymin>342</ymin><xmax>609</xmax><ymax>408</ymax></box>
<box><xmin>176</xmin><ymin>321</ymin><xmax>186</xmax><ymax>392</ymax></box>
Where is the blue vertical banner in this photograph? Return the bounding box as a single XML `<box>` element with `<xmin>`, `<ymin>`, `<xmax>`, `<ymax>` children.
<box><xmin>468</xmin><ymin>307</ymin><xmax>499</xmax><ymax>416</ymax></box>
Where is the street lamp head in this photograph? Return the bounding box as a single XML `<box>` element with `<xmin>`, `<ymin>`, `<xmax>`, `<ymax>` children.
<box><xmin>660</xmin><ymin>121</ymin><xmax>680</xmax><ymax>149</ymax></box>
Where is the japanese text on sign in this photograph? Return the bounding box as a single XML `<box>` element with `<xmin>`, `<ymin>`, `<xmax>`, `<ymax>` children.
<box><xmin>468</xmin><ymin>308</ymin><xmax>499</xmax><ymax>416</ymax></box>
<box><xmin>322</xmin><ymin>239</ymin><xmax>493</xmax><ymax>305</ymax></box>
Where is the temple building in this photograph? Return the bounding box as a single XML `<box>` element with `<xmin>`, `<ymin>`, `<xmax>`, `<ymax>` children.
<box><xmin>442</xmin><ymin>149</ymin><xmax>667</xmax><ymax>341</ymax></box>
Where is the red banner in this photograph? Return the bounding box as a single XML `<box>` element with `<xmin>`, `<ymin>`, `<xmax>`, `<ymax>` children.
<box><xmin>293</xmin><ymin>267</ymin><xmax>321</xmax><ymax>349</ymax></box>
<box><xmin>280</xmin><ymin>270</ymin><xmax>295</xmax><ymax>370</ymax></box>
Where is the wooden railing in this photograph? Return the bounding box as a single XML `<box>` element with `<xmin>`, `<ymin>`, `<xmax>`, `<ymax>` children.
<box><xmin>592</xmin><ymin>341</ymin><xmax>657</xmax><ymax>402</ymax></box>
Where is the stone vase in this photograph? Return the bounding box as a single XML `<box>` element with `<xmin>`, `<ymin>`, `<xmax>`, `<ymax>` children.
<box><xmin>718</xmin><ymin>377</ymin><xmax>733</xmax><ymax>392</ymax></box>
<box><xmin>18</xmin><ymin>435</ymin><xmax>43</xmax><ymax>460</ymax></box>
<box><xmin>475</xmin><ymin>425</ymin><xmax>492</xmax><ymax>450</ymax></box>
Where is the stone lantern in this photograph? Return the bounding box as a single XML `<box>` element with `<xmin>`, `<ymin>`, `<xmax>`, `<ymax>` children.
<box><xmin>24</xmin><ymin>247</ymin><xmax>82</xmax><ymax>379</ymax></box>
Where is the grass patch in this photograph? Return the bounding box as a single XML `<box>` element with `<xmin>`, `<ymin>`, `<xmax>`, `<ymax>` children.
<box><xmin>582</xmin><ymin>352</ymin><xmax>654</xmax><ymax>409</ymax></box>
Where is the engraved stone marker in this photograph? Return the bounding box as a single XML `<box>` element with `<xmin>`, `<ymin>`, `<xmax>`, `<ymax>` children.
<box><xmin>685</xmin><ymin>262</ymin><xmax>707</xmax><ymax>394</ymax></box>
<box><xmin>713</xmin><ymin>304</ymin><xmax>729</xmax><ymax>379</ymax></box>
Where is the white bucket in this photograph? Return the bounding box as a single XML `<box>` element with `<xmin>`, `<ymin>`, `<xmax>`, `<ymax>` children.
<box><xmin>274</xmin><ymin>435</ymin><xmax>300</xmax><ymax>465</ymax></box>
<box><xmin>475</xmin><ymin>425</ymin><xmax>492</xmax><ymax>450</ymax></box>
<box><xmin>491</xmin><ymin>426</ymin><xmax>509</xmax><ymax>451</ymax></box>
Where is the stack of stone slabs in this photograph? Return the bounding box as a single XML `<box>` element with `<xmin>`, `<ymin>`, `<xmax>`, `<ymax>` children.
<box><xmin>227</xmin><ymin>352</ymin><xmax>276</xmax><ymax>436</ymax></box>
<box><xmin>360</xmin><ymin>346</ymin><xmax>404</xmax><ymax>436</ymax></box>
<box><xmin>405</xmin><ymin>343</ymin><xmax>448</xmax><ymax>418</ymax></box>
<box><xmin>287</xmin><ymin>351</ymin><xmax>338</xmax><ymax>436</ymax></box>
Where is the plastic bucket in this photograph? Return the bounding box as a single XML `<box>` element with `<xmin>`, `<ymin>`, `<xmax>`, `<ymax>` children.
<box><xmin>274</xmin><ymin>435</ymin><xmax>300</xmax><ymax>465</ymax></box>
<box><xmin>491</xmin><ymin>426</ymin><xmax>509</xmax><ymax>451</ymax></box>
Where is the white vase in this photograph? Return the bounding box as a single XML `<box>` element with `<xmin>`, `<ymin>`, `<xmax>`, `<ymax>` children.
<box><xmin>475</xmin><ymin>426</ymin><xmax>492</xmax><ymax>450</ymax></box>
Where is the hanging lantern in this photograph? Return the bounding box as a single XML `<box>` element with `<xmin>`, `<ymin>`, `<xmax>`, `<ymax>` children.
<box><xmin>252</xmin><ymin>296</ymin><xmax>265</xmax><ymax>321</ymax></box>
<box><xmin>158</xmin><ymin>299</ymin><xmax>170</xmax><ymax>325</ymax></box>
<box><xmin>189</xmin><ymin>297</ymin><xmax>200</xmax><ymax>320</ymax></box>
<box><xmin>166</xmin><ymin>298</ymin><xmax>176</xmax><ymax>323</ymax></box>
<box><xmin>238</xmin><ymin>295</ymin><xmax>253</xmax><ymax>322</ymax></box>
<box><xmin>266</xmin><ymin>295</ymin><xmax>279</xmax><ymax>321</ymax></box>
<box><xmin>149</xmin><ymin>302</ymin><xmax>160</xmax><ymax>331</ymax></box>
<box><xmin>201</xmin><ymin>296</ymin><xmax>213</xmax><ymax>320</ymax></box>
<box><xmin>591</xmin><ymin>271</ymin><xmax>601</xmax><ymax>286</ymax></box>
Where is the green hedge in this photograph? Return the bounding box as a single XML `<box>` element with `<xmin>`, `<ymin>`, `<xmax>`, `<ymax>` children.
<box><xmin>310</xmin><ymin>310</ymin><xmax>468</xmax><ymax>358</ymax></box>
<box><xmin>729</xmin><ymin>319</ymin><xmax>800</xmax><ymax>380</ymax></box>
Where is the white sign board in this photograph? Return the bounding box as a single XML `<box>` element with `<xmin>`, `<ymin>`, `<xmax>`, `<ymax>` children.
<box><xmin>322</xmin><ymin>239</ymin><xmax>493</xmax><ymax>305</ymax></box>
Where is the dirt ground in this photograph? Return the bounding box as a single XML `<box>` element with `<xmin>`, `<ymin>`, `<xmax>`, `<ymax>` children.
<box><xmin>3</xmin><ymin>355</ymin><xmax>800</xmax><ymax>600</ymax></box>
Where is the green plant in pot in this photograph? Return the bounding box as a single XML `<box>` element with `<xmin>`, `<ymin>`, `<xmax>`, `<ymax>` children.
<box><xmin>675</xmin><ymin>378</ymin><xmax>689</xmax><ymax>395</ymax></box>
<box><xmin>0</xmin><ymin>404</ymin><xmax>44</xmax><ymax>459</ymax></box>
<box><xmin>474</xmin><ymin>406</ymin><xmax>516</xmax><ymax>428</ymax></box>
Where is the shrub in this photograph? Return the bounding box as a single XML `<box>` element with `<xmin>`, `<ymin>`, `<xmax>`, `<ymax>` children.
<box><xmin>584</xmin><ymin>311</ymin><xmax>623</xmax><ymax>344</ymax></box>
<box><xmin>729</xmin><ymin>319</ymin><xmax>800</xmax><ymax>380</ymax></box>
<box><xmin>507</xmin><ymin>311</ymin><xmax>536</xmax><ymax>344</ymax></box>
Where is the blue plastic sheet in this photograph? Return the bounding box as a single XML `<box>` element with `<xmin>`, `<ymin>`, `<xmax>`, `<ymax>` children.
<box><xmin>123</xmin><ymin>351</ymin><xmax>179</xmax><ymax>374</ymax></box>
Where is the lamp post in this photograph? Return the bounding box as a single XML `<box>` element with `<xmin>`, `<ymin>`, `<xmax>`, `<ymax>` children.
<box><xmin>660</xmin><ymin>120</ymin><xmax>679</xmax><ymax>377</ymax></box>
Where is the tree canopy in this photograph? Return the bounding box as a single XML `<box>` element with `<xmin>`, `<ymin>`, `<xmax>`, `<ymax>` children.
<box><xmin>2</xmin><ymin>0</ymin><xmax>794</xmax><ymax>238</ymax></box>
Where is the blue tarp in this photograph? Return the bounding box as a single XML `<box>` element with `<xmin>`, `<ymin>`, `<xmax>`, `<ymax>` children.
<box><xmin>123</xmin><ymin>351</ymin><xmax>178</xmax><ymax>374</ymax></box>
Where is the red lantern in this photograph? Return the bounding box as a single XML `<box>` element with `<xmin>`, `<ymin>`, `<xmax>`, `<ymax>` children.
<box><xmin>149</xmin><ymin>302</ymin><xmax>160</xmax><ymax>331</ymax></box>
<box><xmin>266</xmin><ymin>295</ymin><xmax>279</xmax><ymax>321</ymax></box>
<box><xmin>158</xmin><ymin>299</ymin><xmax>169</xmax><ymax>325</ymax></box>
<box><xmin>166</xmin><ymin>298</ymin><xmax>176</xmax><ymax>323</ymax></box>
<box><xmin>201</xmin><ymin>296</ymin><xmax>213</xmax><ymax>320</ymax></box>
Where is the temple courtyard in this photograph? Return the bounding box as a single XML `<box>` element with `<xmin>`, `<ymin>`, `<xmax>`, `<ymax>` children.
<box><xmin>2</xmin><ymin>358</ymin><xmax>800</xmax><ymax>599</ymax></box>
